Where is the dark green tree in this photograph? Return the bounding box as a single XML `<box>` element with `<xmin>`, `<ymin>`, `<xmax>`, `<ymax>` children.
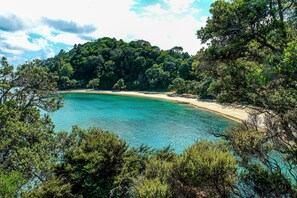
<box><xmin>113</xmin><ymin>79</ymin><xmax>126</xmax><ymax>90</ymax></box>
<box><xmin>22</xmin><ymin>178</ymin><xmax>76</xmax><ymax>198</ymax></box>
<box><xmin>196</xmin><ymin>0</ymin><xmax>297</xmax><ymax>195</ymax></box>
<box><xmin>145</xmin><ymin>64</ymin><xmax>170</xmax><ymax>89</ymax></box>
<box><xmin>0</xmin><ymin>171</ymin><xmax>26</xmax><ymax>197</ymax></box>
<box><xmin>169</xmin><ymin>77</ymin><xmax>186</xmax><ymax>94</ymax></box>
<box><xmin>59</xmin><ymin>63</ymin><xmax>74</xmax><ymax>77</ymax></box>
<box><xmin>0</xmin><ymin>57</ymin><xmax>63</xmax><ymax>193</ymax></box>
<box><xmin>55</xmin><ymin>127</ymin><xmax>128</xmax><ymax>198</ymax></box>
<box><xmin>87</xmin><ymin>78</ymin><xmax>100</xmax><ymax>89</ymax></box>
<box><xmin>41</xmin><ymin>38</ymin><xmax>194</xmax><ymax>92</ymax></box>
<box><xmin>171</xmin><ymin>141</ymin><xmax>237</xmax><ymax>197</ymax></box>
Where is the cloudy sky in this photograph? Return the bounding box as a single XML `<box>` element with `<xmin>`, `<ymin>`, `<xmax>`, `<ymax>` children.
<box><xmin>0</xmin><ymin>0</ymin><xmax>214</xmax><ymax>66</ymax></box>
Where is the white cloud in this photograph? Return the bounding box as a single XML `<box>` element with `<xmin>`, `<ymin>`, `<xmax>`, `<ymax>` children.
<box><xmin>0</xmin><ymin>0</ymin><xmax>135</xmax><ymax>24</ymax></box>
<box><xmin>48</xmin><ymin>33</ymin><xmax>86</xmax><ymax>46</ymax></box>
<box><xmin>7</xmin><ymin>34</ymin><xmax>41</xmax><ymax>51</ymax></box>
<box><xmin>34</xmin><ymin>38</ymin><xmax>55</xmax><ymax>58</ymax></box>
<box><xmin>164</xmin><ymin>0</ymin><xmax>196</xmax><ymax>14</ymax></box>
<box><xmin>120</xmin><ymin>0</ymin><xmax>206</xmax><ymax>54</ymax></box>
<box><xmin>126</xmin><ymin>15</ymin><xmax>207</xmax><ymax>54</ymax></box>
<box><xmin>7</xmin><ymin>55</ymin><xmax>25</xmax><ymax>63</ymax></box>
<box><xmin>27</xmin><ymin>25</ymin><xmax>81</xmax><ymax>45</ymax></box>
<box><xmin>141</xmin><ymin>4</ymin><xmax>168</xmax><ymax>16</ymax></box>
<box><xmin>0</xmin><ymin>0</ymin><xmax>208</xmax><ymax>60</ymax></box>
<box><xmin>0</xmin><ymin>46</ymin><xmax>23</xmax><ymax>55</ymax></box>
<box><xmin>0</xmin><ymin>31</ymin><xmax>42</xmax><ymax>55</ymax></box>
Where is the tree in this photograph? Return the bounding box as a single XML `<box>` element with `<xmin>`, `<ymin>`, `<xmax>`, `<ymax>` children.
<box><xmin>220</xmin><ymin>123</ymin><xmax>297</xmax><ymax>197</ymax></box>
<box><xmin>170</xmin><ymin>46</ymin><xmax>183</xmax><ymax>55</ymax></box>
<box><xmin>133</xmin><ymin>178</ymin><xmax>171</xmax><ymax>198</ymax></box>
<box><xmin>163</xmin><ymin>57</ymin><xmax>178</xmax><ymax>74</ymax></box>
<box><xmin>178</xmin><ymin>62</ymin><xmax>191</xmax><ymax>79</ymax></box>
<box><xmin>0</xmin><ymin>171</ymin><xmax>26</xmax><ymax>198</ymax></box>
<box><xmin>22</xmin><ymin>178</ymin><xmax>75</xmax><ymax>198</ymax></box>
<box><xmin>0</xmin><ymin>58</ymin><xmax>63</xmax><ymax>193</ymax></box>
<box><xmin>196</xmin><ymin>0</ymin><xmax>297</xmax><ymax>114</ymax></box>
<box><xmin>87</xmin><ymin>78</ymin><xmax>100</xmax><ymax>89</ymax></box>
<box><xmin>171</xmin><ymin>141</ymin><xmax>237</xmax><ymax>197</ymax></box>
<box><xmin>145</xmin><ymin>64</ymin><xmax>170</xmax><ymax>89</ymax></box>
<box><xmin>54</xmin><ymin>127</ymin><xmax>128</xmax><ymax>198</ymax></box>
<box><xmin>197</xmin><ymin>0</ymin><xmax>297</xmax><ymax>134</ymax></box>
<box><xmin>111</xmin><ymin>146</ymin><xmax>176</xmax><ymax>198</ymax></box>
<box><xmin>59</xmin><ymin>63</ymin><xmax>74</xmax><ymax>77</ymax></box>
<box><xmin>13</xmin><ymin>60</ymin><xmax>62</xmax><ymax>111</ymax></box>
<box><xmin>196</xmin><ymin>0</ymin><xmax>297</xmax><ymax>195</ymax></box>
<box><xmin>113</xmin><ymin>79</ymin><xmax>126</xmax><ymax>90</ymax></box>
<box><xmin>42</xmin><ymin>37</ymin><xmax>193</xmax><ymax>92</ymax></box>
<box><xmin>169</xmin><ymin>78</ymin><xmax>186</xmax><ymax>94</ymax></box>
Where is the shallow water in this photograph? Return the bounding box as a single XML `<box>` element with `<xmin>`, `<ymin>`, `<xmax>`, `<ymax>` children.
<box><xmin>50</xmin><ymin>93</ymin><xmax>235</xmax><ymax>153</ymax></box>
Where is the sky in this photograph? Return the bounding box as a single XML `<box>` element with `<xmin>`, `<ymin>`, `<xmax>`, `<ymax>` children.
<box><xmin>0</xmin><ymin>0</ymin><xmax>214</xmax><ymax>66</ymax></box>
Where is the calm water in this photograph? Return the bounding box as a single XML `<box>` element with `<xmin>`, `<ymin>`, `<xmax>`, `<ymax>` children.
<box><xmin>50</xmin><ymin>93</ymin><xmax>235</xmax><ymax>153</ymax></box>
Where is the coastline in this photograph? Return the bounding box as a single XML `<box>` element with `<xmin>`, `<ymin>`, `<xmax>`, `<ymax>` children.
<box><xmin>59</xmin><ymin>89</ymin><xmax>250</xmax><ymax>123</ymax></box>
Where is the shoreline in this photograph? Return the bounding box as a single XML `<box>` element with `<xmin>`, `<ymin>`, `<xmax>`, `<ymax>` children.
<box><xmin>59</xmin><ymin>89</ymin><xmax>250</xmax><ymax>123</ymax></box>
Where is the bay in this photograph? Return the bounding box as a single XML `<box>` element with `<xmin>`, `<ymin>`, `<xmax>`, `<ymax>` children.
<box><xmin>50</xmin><ymin>93</ymin><xmax>235</xmax><ymax>153</ymax></box>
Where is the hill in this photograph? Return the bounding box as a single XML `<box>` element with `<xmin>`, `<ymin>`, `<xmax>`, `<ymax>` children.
<box><xmin>41</xmin><ymin>37</ymin><xmax>210</xmax><ymax>93</ymax></box>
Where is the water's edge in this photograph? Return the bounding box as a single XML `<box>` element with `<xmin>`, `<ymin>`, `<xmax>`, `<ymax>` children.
<box><xmin>60</xmin><ymin>90</ymin><xmax>248</xmax><ymax>122</ymax></box>
<box><xmin>52</xmin><ymin>93</ymin><xmax>236</xmax><ymax>153</ymax></box>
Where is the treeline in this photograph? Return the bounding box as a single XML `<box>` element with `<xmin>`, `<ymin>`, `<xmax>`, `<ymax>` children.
<box><xmin>41</xmin><ymin>37</ymin><xmax>212</xmax><ymax>98</ymax></box>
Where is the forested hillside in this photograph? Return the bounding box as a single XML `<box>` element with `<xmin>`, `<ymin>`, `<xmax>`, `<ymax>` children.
<box><xmin>41</xmin><ymin>38</ymin><xmax>212</xmax><ymax>97</ymax></box>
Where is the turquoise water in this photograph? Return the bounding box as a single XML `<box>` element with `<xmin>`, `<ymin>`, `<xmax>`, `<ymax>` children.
<box><xmin>50</xmin><ymin>93</ymin><xmax>235</xmax><ymax>153</ymax></box>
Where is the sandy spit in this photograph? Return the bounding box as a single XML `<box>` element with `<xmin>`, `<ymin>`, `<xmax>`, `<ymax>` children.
<box><xmin>60</xmin><ymin>89</ymin><xmax>250</xmax><ymax>123</ymax></box>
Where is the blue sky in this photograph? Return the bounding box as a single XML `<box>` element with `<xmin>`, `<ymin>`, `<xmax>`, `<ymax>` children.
<box><xmin>0</xmin><ymin>0</ymin><xmax>215</xmax><ymax>66</ymax></box>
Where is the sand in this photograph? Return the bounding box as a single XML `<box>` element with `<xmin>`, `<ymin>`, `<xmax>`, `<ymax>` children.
<box><xmin>60</xmin><ymin>89</ymin><xmax>251</xmax><ymax>122</ymax></box>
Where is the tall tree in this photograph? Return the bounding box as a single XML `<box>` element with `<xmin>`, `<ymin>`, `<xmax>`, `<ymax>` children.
<box><xmin>0</xmin><ymin>58</ymin><xmax>62</xmax><ymax>191</ymax></box>
<box><xmin>196</xmin><ymin>0</ymin><xmax>297</xmax><ymax>141</ymax></box>
<box><xmin>196</xmin><ymin>0</ymin><xmax>297</xmax><ymax>195</ymax></box>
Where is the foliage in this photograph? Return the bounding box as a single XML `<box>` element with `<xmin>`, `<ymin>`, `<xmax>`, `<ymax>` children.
<box><xmin>222</xmin><ymin>123</ymin><xmax>297</xmax><ymax>197</ymax></box>
<box><xmin>54</xmin><ymin>126</ymin><xmax>128</xmax><ymax>198</ymax></box>
<box><xmin>118</xmin><ymin>145</ymin><xmax>153</xmax><ymax>181</ymax></box>
<box><xmin>133</xmin><ymin>178</ymin><xmax>171</xmax><ymax>198</ymax></box>
<box><xmin>87</xmin><ymin>78</ymin><xmax>100</xmax><ymax>89</ymax></box>
<box><xmin>113</xmin><ymin>141</ymin><xmax>237</xmax><ymax>198</ymax></box>
<box><xmin>129</xmin><ymin>156</ymin><xmax>173</xmax><ymax>198</ymax></box>
<box><xmin>196</xmin><ymin>0</ymin><xmax>297</xmax><ymax>124</ymax></box>
<box><xmin>22</xmin><ymin>178</ymin><xmax>76</xmax><ymax>198</ymax></box>
<box><xmin>0</xmin><ymin>57</ymin><xmax>63</xmax><ymax>189</ymax></box>
<box><xmin>240</xmin><ymin>164</ymin><xmax>295</xmax><ymax>198</ymax></box>
<box><xmin>1</xmin><ymin>58</ymin><xmax>62</xmax><ymax>112</ymax></box>
<box><xmin>59</xmin><ymin>63</ymin><xmax>74</xmax><ymax>77</ymax></box>
<box><xmin>145</xmin><ymin>64</ymin><xmax>170</xmax><ymax>89</ymax></box>
<box><xmin>169</xmin><ymin>77</ymin><xmax>186</xmax><ymax>94</ymax></box>
<box><xmin>0</xmin><ymin>171</ymin><xmax>26</xmax><ymax>198</ymax></box>
<box><xmin>113</xmin><ymin>78</ymin><xmax>126</xmax><ymax>90</ymax></box>
<box><xmin>196</xmin><ymin>0</ymin><xmax>297</xmax><ymax>195</ymax></box>
<box><xmin>42</xmin><ymin>38</ymin><xmax>196</xmax><ymax>91</ymax></box>
<box><xmin>171</xmin><ymin>141</ymin><xmax>237</xmax><ymax>197</ymax></box>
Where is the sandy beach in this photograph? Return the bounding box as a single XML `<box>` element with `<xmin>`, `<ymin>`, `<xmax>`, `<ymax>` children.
<box><xmin>60</xmin><ymin>89</ymin><xmax>250</xmax><ymax>122</ymax></box>
<box><xmin>60</xmin><ymin>89</ymin><xmax>248</xmax><ymax>122</ymax></box>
